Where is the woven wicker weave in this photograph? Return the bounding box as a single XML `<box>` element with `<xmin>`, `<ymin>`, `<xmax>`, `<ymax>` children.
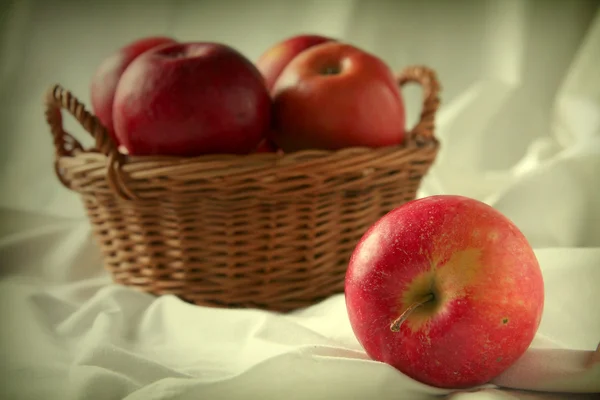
<box><xmin>43</xmin><ymin>65</ymin><xmax>440</xmax><ymax>312</ymax></box>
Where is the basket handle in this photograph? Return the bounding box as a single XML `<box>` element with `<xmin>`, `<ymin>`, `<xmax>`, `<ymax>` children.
<box><xmin>44</xmin><ymin>84</ymin><xmax>117</xmax><ymax>157</ymax></box>
<box><xmin>397</xmin><ymin>65</ymin><xmax>441</xmax><ymax>143</ymax></box>
<box><xmin>44</xmin><ymin>85</ymin><xmax>136</xmax><ymax>199</ymax></box>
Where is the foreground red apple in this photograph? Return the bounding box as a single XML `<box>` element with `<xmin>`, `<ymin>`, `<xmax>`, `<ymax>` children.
<box><xmin>345</xmin><ymin>195</ymin><xmax>544</xmax><ymax>389</ymax></box>
<box><xmin>269</xmin><ymin>42</ymin><xmax>406</xmax><ymax>152</ymax></box>
<box><xmin>256</xmin><ymin>34</ymin><xmax>335</xmax><ymax>91</ymax></box>
<box><xmin>91</xmin><ymin>36</ymin><xmax>177</xmax><ymax>143</ymax></box>
<box><xmin>113</xmin><ymin>42</ymin><xmax>271</xmax><ymax>156</ymax></box>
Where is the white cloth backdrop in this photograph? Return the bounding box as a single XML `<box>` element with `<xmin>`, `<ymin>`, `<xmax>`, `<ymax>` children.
<box><xmin>1</xmin><ymin>0</ymin><xmax>599</xmax><ymax>399</ymax></box>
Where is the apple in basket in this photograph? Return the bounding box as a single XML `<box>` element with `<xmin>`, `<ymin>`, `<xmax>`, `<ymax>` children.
<box><xmin>112</xmin><ymin>42</ymin><xmax>271</xmax><ymax>156</ymax></box>
<box><xmin>256</xmin><ymin>34</ymin><xmax>336</xmax><ymax>91</ymax></box>
<box><xmin>345</xmin><ymin>195</ymin><xmax>545</xmax><ymax>389</ymax></box>
<box><xmin>268</xmin><ymin>42</ymin><xmax>406</xmax><ymax>152</ymax></box>
<box><xmin>90</xmin><ymin>36</ymin><xmax>178</xmax><ymax>143</ymax></box>
<box><xmin>254</xmin><ymin>138</ymin><xmax>280</xmax><ymax>153</ymax></box>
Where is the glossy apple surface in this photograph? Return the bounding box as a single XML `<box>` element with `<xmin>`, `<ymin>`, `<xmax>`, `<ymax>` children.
<box><xmin>256</xmin><ymin>34</ymin><xmax>335</xmax><ymax>91</ymax></box>
<box><xmin>113</xmin><ymin>42</ymin><xmax>271</xmax><ymax>156</ymax></box>
<box><xmin>90</xmin><ymin>36</ymin><xmax>177</xmax><ymax>143</ymax></box>
<box><xmin>269</xmin><ymin>42</ymin><xmax>405</xmax><ymax>152</ymax></box>
<box><xmin>345</xmin><ymin>195</ymin><xmax>544</xmax><ymax>389</ymax></box>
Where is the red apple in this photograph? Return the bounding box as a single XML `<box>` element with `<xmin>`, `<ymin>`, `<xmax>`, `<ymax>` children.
<box><xmin>345</xmin><ymin>195</ymin><xmax>544</xmax><ymax>389</ymax></box>
<box><xmin>269</xmin><ymin>42</ymin><xmax>406</xmax><ymax>152</ymax></box>
<box><xmin>91</xmin><ymin>36</ymin><xmax>177</xmax><ymax>143</ymax></box>
<box><xmin>256</xmin><ymin>34</ymin><xmax>335</xmax><ymax>91</ymax></box>
<box><xmin>113</xmin><ymin>42</ymin><xmax>271</xmax><ymax>157</ymax></box>
<box><xmin>254</xmin><ymin>138</ymin><xmax>279</xmax><ymax>153</ymax></box>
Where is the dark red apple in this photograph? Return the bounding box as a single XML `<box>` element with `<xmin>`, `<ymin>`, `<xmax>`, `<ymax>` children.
<box><xmin>256</xmin><ymin>34</ymin><xmax>335</xmax><ymax>91</ymax></box>
<box><xmin>345</xmin><ymin>195</ymin><xmax>544</xmax><ymax>389</ymax></box>
<box><xmin>90</xmin><ymin>36</ymin><xmax>177</xmax><ymax>143</ymax></box>
<box><xmin>113</xmin><ymin>42</ymin><xmax>271</xmax><ymax>157</ymax></box>
<box><xmin>269</xmin><ymin>42</ymin><xmax>406</xmax><ymax>152</ymax></box>
<box><xmin>254</xmin><ymin>138</ymin><xmax>279</xmax><ymax>153</ymax></box>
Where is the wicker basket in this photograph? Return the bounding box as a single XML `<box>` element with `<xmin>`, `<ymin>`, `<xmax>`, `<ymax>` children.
<box><xmin>43</xmin><ymin>65</ymin><xmax>440</xmax><ymax>312</ymax></box>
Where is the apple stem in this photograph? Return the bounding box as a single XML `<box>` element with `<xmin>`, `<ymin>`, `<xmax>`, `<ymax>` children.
<box><xmin>390</xmin><ymin>293</ymin><xmax>435</xmax><ymax>332</ymax></box>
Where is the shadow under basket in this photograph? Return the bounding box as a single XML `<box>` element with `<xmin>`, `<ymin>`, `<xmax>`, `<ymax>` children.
<box><xmin>44</xmin><ymin>65</ymin><xmax>441</xmax><ymax>313</ymax></box>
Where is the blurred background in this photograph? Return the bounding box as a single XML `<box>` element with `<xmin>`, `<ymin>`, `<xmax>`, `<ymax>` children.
<box><xmin>1</xmin><ymin>0</ymin><xmax>599</xmax><ymax>228</ymax></box>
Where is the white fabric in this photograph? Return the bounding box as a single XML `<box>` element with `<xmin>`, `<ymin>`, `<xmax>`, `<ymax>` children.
<box><xmin>1</xmin><ymin>1</ymin><xmax>599</xmax><ymax>399</ymax></box>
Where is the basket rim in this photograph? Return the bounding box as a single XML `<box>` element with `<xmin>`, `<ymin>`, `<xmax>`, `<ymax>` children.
<box><xmin>56</xmin><ymin>137</ymin><xmax>440</xmax><ymax>201</ymax></box>
<box><xmin>62</xmin><ymin>134</ymin><xmax>440</xmax><ymax>171</ymax></box>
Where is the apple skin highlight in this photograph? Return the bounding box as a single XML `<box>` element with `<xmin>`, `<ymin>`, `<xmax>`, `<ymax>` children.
<box><xmin>345</xmin><ymin>195</ymin><xmax>544</xmax><ymax>389</ymax></box>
